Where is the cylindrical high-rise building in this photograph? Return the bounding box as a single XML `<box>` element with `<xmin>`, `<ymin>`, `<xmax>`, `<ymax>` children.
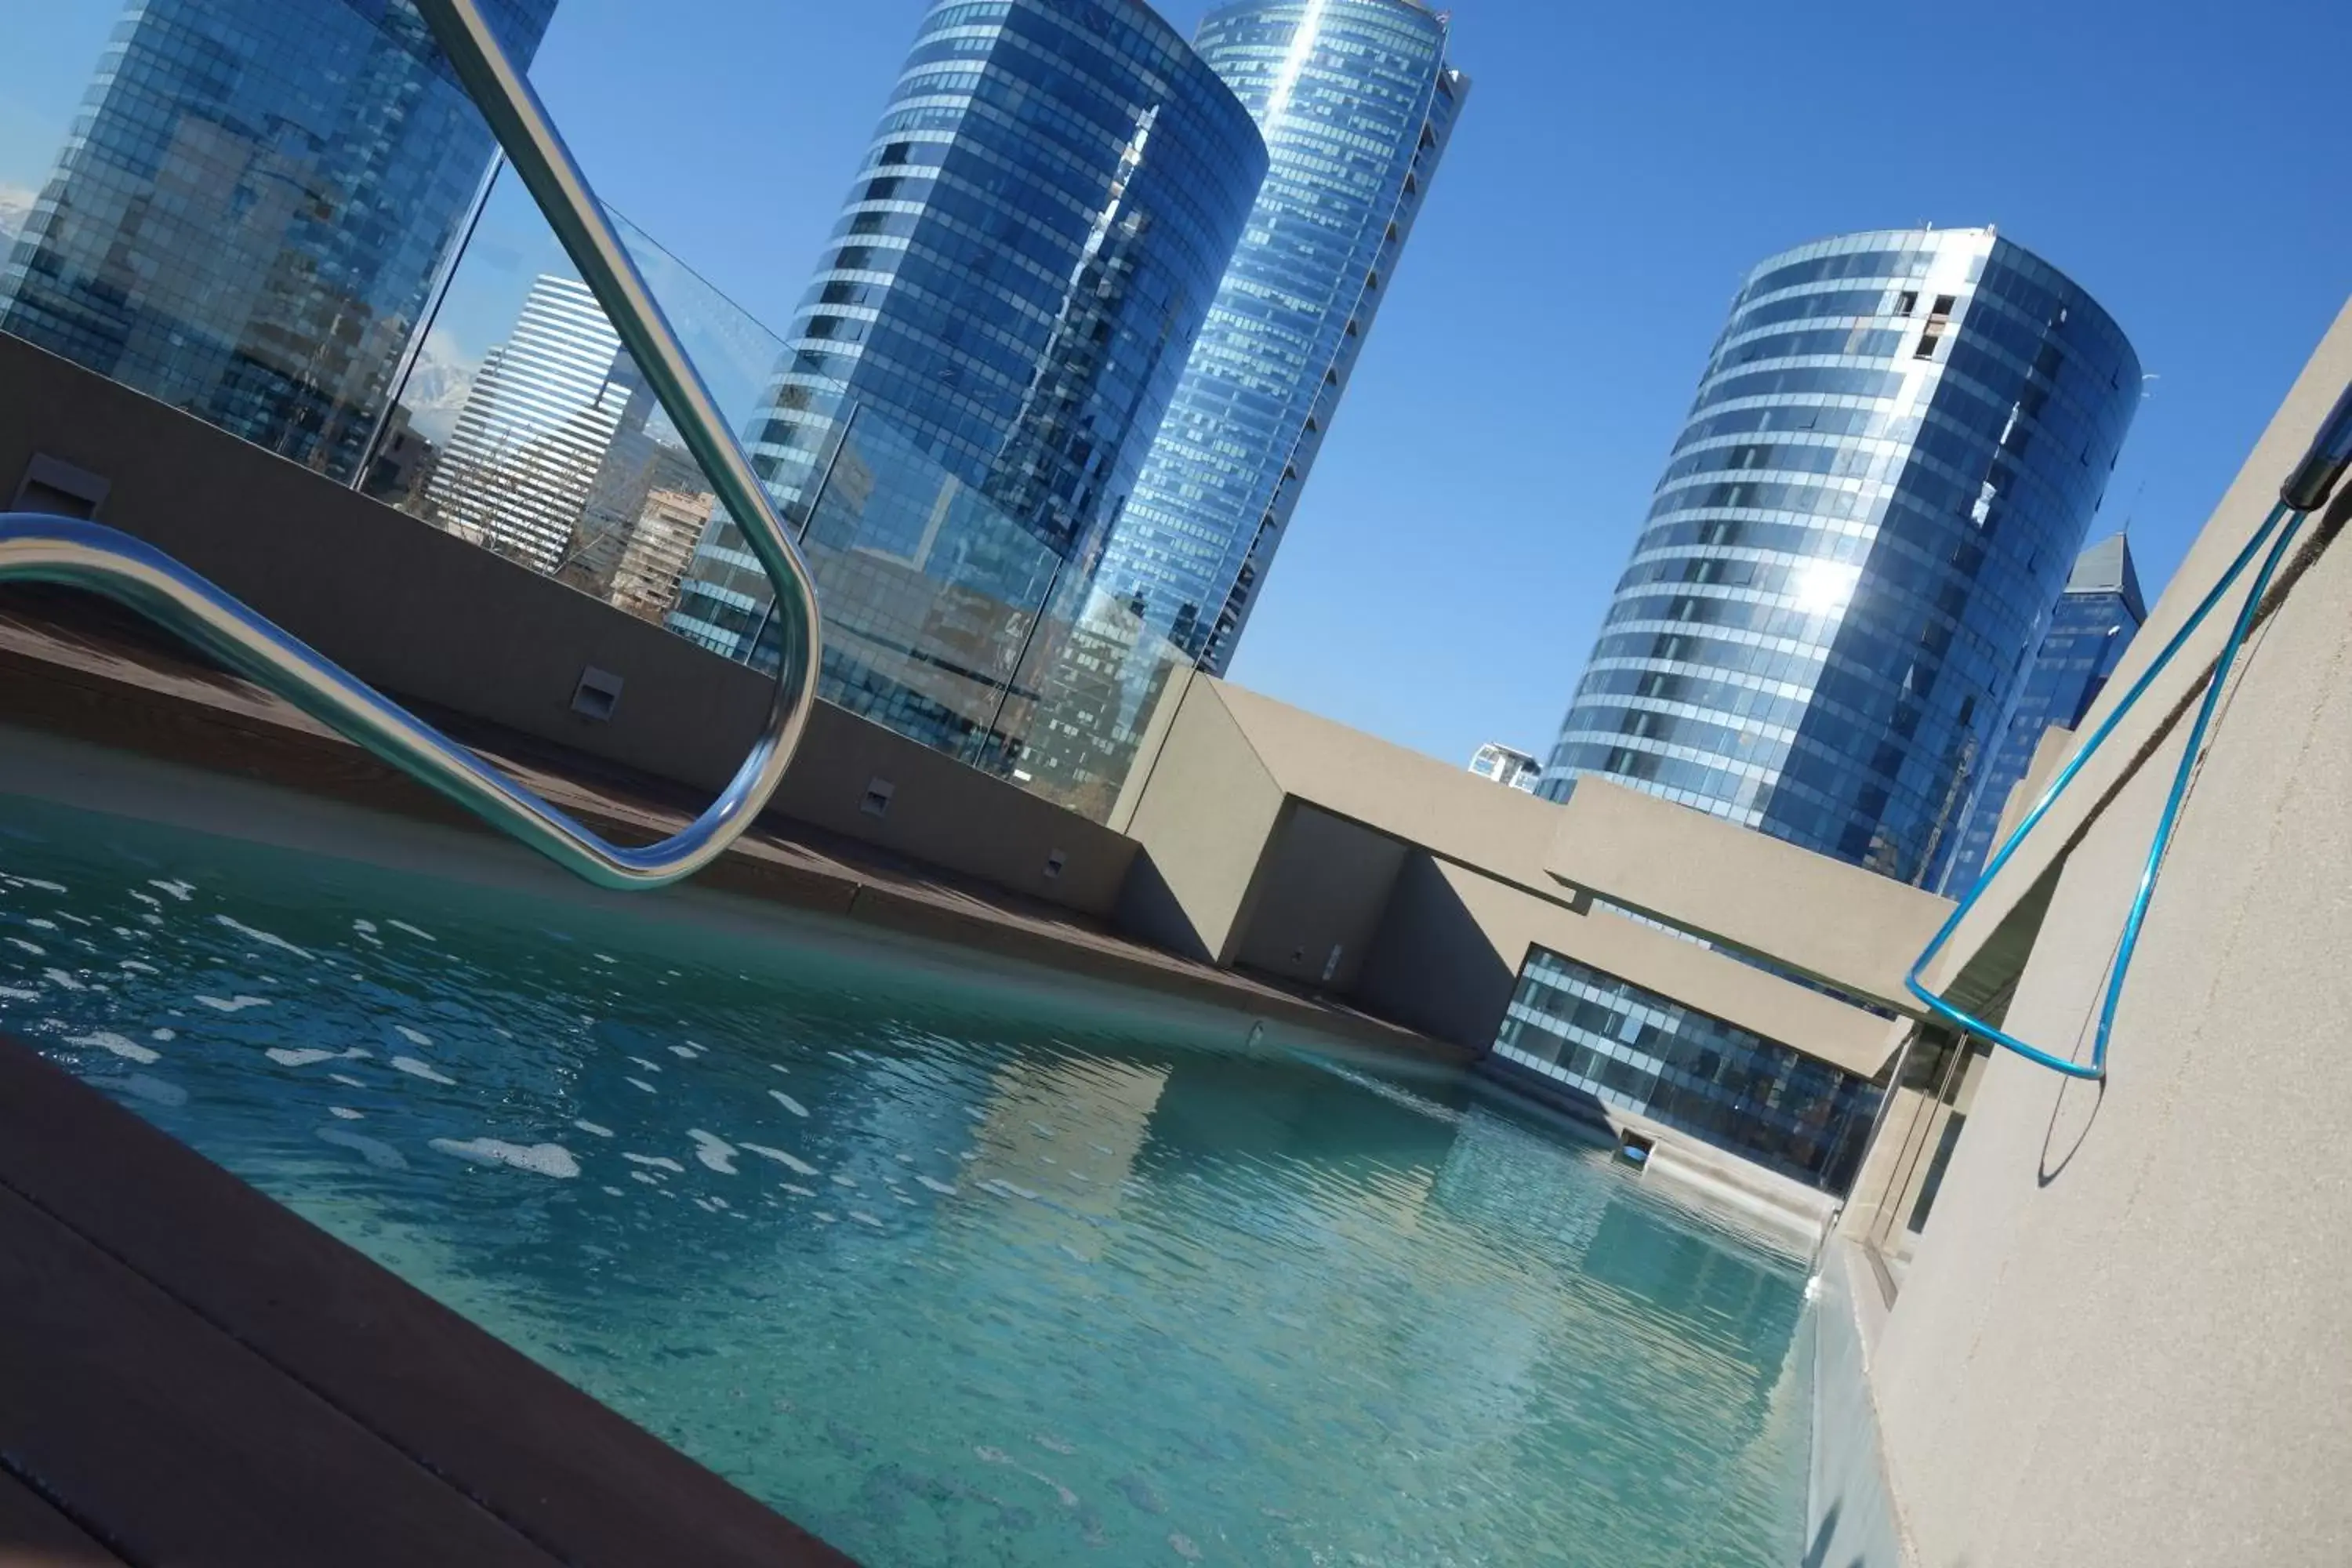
<box><xmin>1092</xmin><ymin>0</ymin><xmax>1467</xmax><ymax>673</ymax></box>
<box><xmin>669</xmin><ymin>0</ymin><xmax>1268</xmax><ymax>669</ymax></box>
<box><xmin>1540</xmin><ymin>227</ymin><xmax>2140</xmax><ymax>887</ymax></box>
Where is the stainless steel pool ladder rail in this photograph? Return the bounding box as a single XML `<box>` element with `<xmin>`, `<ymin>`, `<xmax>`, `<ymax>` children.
<box><xmin>0</xmin><ymin>0</ymin><xmax>821</xmax><ymax>892</ymax></box>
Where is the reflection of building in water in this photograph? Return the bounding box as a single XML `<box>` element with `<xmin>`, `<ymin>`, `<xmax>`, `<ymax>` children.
<box><xmin>426</xmin><ymin>274</ymin><xmax>629</xmax><ymax>572</ymax></box>
<box><xmin>0</xmin><ymin>0</ymin><xmax>558</xmax><ymax>482</ymax></box>
<box><xmin>1426</xmin><ymin>1111</ymin><xmax>1614</xmax><ymax>1269</ymax></box>
<box><xmin>1138</xmin><ymin>1051</ymin><xmax>1457</xmax><ymax>1186</ymax></box>
<box><xmin>961</xmin><ymin>1053</ymin><xmax>1169</xmax><ymax>1262</ymax></box>
<box><xmin>1407</xmin><ymin>1105</ymin><xmax>1809</xmax><ymax>1487</ymax></box>
<box><xmin>1574</xmin><ymin>1194</ymin><xmax>1806</xmax><ymax>1438</ymax></box>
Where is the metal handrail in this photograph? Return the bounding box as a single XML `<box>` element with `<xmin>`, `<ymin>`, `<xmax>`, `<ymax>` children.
<box><xmin>0</xmin><ymin>0</ymin><xmax>820</xmax><ymax>892</ymax></box>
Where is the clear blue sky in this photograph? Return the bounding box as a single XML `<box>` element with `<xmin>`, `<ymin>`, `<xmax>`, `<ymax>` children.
<box><xmin>7</xmin><ymin>0</ymin><xmax>2349</xmax><ymax>767</ymax></box>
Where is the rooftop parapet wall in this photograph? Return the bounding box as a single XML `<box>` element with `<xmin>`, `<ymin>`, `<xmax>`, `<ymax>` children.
<box><xmin>1123</xmin><ymin>677</ymin><xmax>1929</xmax><ymax>1076</ymax></box>
<box><xmin>0</xmin><ymin>331</ymin><xmax>1135</xmax><ymax>919</ymax></box>
<box><xmin>1866</xmin><ymin>293</ymin><xmax>2352</xmax><ymax>1567</ymax></box>
<box><xmin>1544</xmin><ymin>779</ymin><xmax>1952</xmax><ymax>1014</ymax></box>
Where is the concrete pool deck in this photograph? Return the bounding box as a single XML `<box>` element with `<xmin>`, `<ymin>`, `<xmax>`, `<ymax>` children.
<box><xmin>0</xmin><ymin>596</ymin><xmax>1456</xmax><ymax>1073</ymax></box>
<box><xmin>0</xmin><ymin>1028</ymin><xmax>858</xmax><ymax>1567</ymax></box>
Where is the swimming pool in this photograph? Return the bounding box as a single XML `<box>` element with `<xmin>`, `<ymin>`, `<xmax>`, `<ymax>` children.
<box><xmin>0</xmin><ymin>789</ymin><xmax>1812</xmax><ymax>1566</ymax></box>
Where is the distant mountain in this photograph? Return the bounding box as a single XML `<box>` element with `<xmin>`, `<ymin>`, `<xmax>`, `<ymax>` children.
<box><xmin>399</xmin><ymin>328</ymin><xmax>480</xmax><ymax>442</ymax></box>
<box><xmin>0</xmin><ymin>184</ymin><xmax>36</xmax><ymax>251</ymax></box>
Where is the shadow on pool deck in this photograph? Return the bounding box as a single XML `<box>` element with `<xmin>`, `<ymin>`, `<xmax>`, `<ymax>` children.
<box><xmin>0</xmin><ymin>1029</ymin><xmax>862</xmax><ymax>1567</ymax></box>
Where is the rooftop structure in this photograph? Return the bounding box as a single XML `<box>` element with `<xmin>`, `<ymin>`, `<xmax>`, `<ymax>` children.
<box><xmin>1469</xmin><ymin>742</ymin><xmax>1543</xmax><ymax>791</ymax></box>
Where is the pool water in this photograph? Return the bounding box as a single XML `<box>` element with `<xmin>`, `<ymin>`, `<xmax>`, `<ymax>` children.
<box><xmin>0</xmin><ymin>793</ymin><xmax>1812</xmax><ymax>1566</ymax></box>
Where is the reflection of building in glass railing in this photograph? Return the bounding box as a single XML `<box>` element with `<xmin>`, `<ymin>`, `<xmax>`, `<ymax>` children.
<box><xmin>558</xmin><ymin>361</ymin><xmax>710</xmax><ymax>614</ymax></box>
<box><xmin>995</xmin><ymin>590</ymin><xmax>1196</xmax><ymax>822</ymax></box>
<box><xmin>670</xmin><ymin>0</ymin><xmax>1266</xmax><ymax>670</ymax></box>
<box><xmin>314</xmin><ymin>81</ymin><xmax>1225</xmax><ymax>826</ymax></box>
<box><xmin>797</xmin><ymin>411</ymin><xmax>1061</xmax><ymax>759</ymax></box>
<box><xmin>362</xmin><ymin>407</ymin><xmax>441</xmax><ymax>513</ymax></box>
<box><xmin>0</xmin><ymin>0</ymin><xmax>557</xmax><ymax>484</ymax></box>
<box><xmin>426</xmin><ymin>274</ymin><xmax>630</xmax><ymax>572</ymax></box>
<box><xmin>604</xmin><ymin>487</ymin><xmax>713</xmax><ymax>625</ymax></box>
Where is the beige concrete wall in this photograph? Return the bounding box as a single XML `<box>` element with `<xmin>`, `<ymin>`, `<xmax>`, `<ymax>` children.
<box><xmin>0</xmin><ymin>332</ymin><xmax>1136</xmax><ymax>917</ymax></box>
<box><xmin>777</xmin><ymin>702</ymin><xmax>1132</xmax><ymax>915</ymax></box>
<box><xmin>1353</xmin><ymin>853</ymin><xmax>1531</xmax><ymax>1049</ymax></box>
<box><xmin>1205</xmin><ymin>680</ymin><xmax>1568</xmax><ymax>887</ymax></box>
<box><xmin>1127</xmin><ymin>681</ymin><xmax>1903</xmax><ymax>1076</ymax></box>
<box><xmin>1547</xmin><ymin>779</ymin><xmax>1953</xmax><ymax>1012</ymax></box>
<box><xmin>1194</xmin><ymin>677</ymin><xmax>1948</xmax><ymax>1020</ymax></box>
<box><xmin>1228</xmin><ymin>803</ymin><xmax>1408</xmax><ymax>989</ymax></box>
<box><xmin>1116</xmin><ymin>678</ymin><xmax>1287</xmax><ymax>962</ymax></box>
<box><xmin>1867</xmin><ymin>305</ymin><xmax>2352</xmax><ymax>1565</ymax></box>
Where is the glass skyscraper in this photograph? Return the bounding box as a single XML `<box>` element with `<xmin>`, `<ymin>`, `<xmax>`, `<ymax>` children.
<box><xmin>669</xmin><ymin>0</ymin><xmax>1268</xmax><ymax>672</ymax></box>
<box><xmin>0</xmin><ymin>0</ymin><xmax>558</xmax><ymax>484</ymax></box>
<box><xmin>1940</xmin><ymin>532</ymin><xmax>2146</xmax><ymax>892</ymax></box>
<box><xmin>1541</xmin><ymin>227</ymin><xmax>2140</xmax><ymax>889</ymax></box>
<box><xmin>1092</xmin><ymin>0</ymin><xmax>1467</xmax><ymax>672</ymax></box>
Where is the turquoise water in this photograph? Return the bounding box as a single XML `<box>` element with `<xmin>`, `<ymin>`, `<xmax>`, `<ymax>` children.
<box><xmin>0</xmin><ymin>793</ymin><xmax>1811</xmax><ymax>1566</ymax></box>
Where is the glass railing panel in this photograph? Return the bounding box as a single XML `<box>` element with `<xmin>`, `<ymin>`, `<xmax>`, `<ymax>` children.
<box><xmin>789</xmin><ymin>406</ymin><xmax>1063</xmax><ymax>762</ymax></box>
<box><xmin>2</xmin><ymin>4</ymin><xmax>1203</xmax><ymax>826</ymax></box>
<box><xmin>354</xmin><ymin>162</ymin><xmax>1065</xmax><ymax>764</ymax></box>
<box><xmin>981</xmin><ymin>575</ymin><xmax>1200</xmax><ymax>824</ymax></box>
<box><xmin>1</xmin><ymin>0</ymin><xmax>549</xmax><ymax>486</ymax></box>
<box><xmin>358</xmin><ymin>166</ymin><xmax>829</xmax><ymax>634</ymax></box>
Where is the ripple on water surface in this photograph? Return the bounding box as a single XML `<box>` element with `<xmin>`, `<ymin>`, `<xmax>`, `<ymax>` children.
<box><xmin>0</xmin><ymin>795</ymin><xmax>1812</xmax><ymax>1566</ymax></box>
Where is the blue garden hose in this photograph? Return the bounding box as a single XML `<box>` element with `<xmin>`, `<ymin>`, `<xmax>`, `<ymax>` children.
<box><xmin>1906</xmin><ymin>379</ymin><xmax>2352</xmax><ymax>1079</ymax></box>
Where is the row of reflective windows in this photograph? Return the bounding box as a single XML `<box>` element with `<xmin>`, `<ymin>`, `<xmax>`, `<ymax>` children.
<box><xmin>1494</xmin><ymin>949</ymin><xmax>1882</xmax><ymax>1189</ymax></box>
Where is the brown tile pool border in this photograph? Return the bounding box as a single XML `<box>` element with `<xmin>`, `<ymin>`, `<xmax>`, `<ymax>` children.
<box><xmin>0</xmin><ymin>1030</ymin><xmax>861</xmax><ymax>1568</ymax></box>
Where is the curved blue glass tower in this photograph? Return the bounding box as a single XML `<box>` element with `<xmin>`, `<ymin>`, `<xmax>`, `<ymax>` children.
<box><xmin>1091</xmin><ymin>0</ymin><xmax>1467</xmax><ymax>671</ymax></box>
<box><xmin>1541</xmin><ymin>227</ymin><xmax>2140</xmax><ymax>887</ymax></box>
<box><xmin>670</xmin><ymin>0</ymin><xmax>1268</xmax><ymax>665</ymax></box>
